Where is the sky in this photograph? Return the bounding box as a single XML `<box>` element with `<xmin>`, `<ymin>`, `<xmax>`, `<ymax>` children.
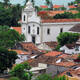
<box><xmin>0</xmin><ymin>0</ymin><xmax>75</xmax><ymax>6</ymax></box>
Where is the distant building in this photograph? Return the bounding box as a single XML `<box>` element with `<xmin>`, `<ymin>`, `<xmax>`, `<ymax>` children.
<box><xmin>21</xmin><ymin>1</ymin><xmax>80</xmax><ymax>44</ymax></box>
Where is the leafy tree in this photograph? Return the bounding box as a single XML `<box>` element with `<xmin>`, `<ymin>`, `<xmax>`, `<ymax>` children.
<box><xmin>53</xmin><ymin>12</ymin><xmax>75</xmax><ymax>19</ymax></box>
<box><xmin>0</xmin><ymin>3</ymin><xmax>22</xmax><ymax>26</ymax></box>
<box><xmin>53</xmin><ymin>75</ymin><xmax>68</xmax><ymax>80</ymax></box>
<box><xmin>45</xmin><ymin>0</ymin><xmax>50</xmax><ymax>6</ymax></box>
<box><xmin>3</xmin><ymin>0</ymin><xmax>10</xmax><ymax>7</ymax></box>
<box><xmin>35</xmin><ymin>74</ymin><xmax>53</xmax><ymax>80</ymax></box>
<box><xmin>10</xmin><ymin>62</ymin><xmax>32</xmax><ymax>80</ymax></box>
<box><xmin>8</xmin><ymin>77</ymin><xmax>20</xmax><ymax>80</ymax></box>
<box><xmin>57</xmin><ymin>32</ymin><xmax>80</xmax><ymax>46</ymax></box>
<box><xmin>0</xmin><ymin>25</ymin><xmax>9</xmax><ymax>31</ymax></box>
<box><xmin>0</xmin><ymin>28</ymin><xmax>25</xmax><ymax>49</ymax></box>
<box><xmin>0</xmin><ymin>47</ymin><xmax>18</xmax><ymax>73</ymax></box>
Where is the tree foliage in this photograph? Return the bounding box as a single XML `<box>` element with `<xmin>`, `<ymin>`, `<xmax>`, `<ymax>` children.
<box><xmin>53</xmin><ymin>12</ymin><xmax>75</xmax><ymax>19</ymax></box>
<box><xmin>0</xmin><ymin>3</ymin><xmax>22</xmax><ymax>26</ymax></box>
<box><xmin>35</xmin><ymin>74</ymin><xmax>53</xmax><ymax>80</ymax></box>
<box><xmin>10</xmin><ymin>62</ymin><xmax>32</xmax><ymax>80</ymax></box>
<box><xmin>0</xmin><ymin>47</ymin><xmax>18</xmax><ymax>73</ymax></box>
<box><xmin>0</xmin><ymin>27</ymin><xmax>25</xmax><ymax>48</ymax></box>
<box><xmin>57</xmin><ymin>32</ymin><xmax>80</xmax><ymax>46</ymax></box>
<box><xmin>8</xmin><ymin>77</ymin><xmax>20</xmax><ymax>80</ymax></box>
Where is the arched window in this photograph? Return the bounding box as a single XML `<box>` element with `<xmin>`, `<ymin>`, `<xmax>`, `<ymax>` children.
<box><xmin>28</xmin><ymin>26</ymin><xmax>30</xmax><ymax>34</ymax></box>
<box><xmin>24</xmin><ymin>15</ymin><xmax>25</xmax><ymax>21</ymax></box>
<box><xmin>47</xmin><ymin>28</ymin><xmax>50</xmax><ymax>35</ymax></box>
<box><xmin>37</xmin><ymin>27</ymin><xmax>39</xmax><ymax>34</ymax></box>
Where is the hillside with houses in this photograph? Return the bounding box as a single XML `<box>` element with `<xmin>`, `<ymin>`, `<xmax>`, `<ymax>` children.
<box><xmin>0</xmin><ymin>0</ymin><xmax>80</xmax><ymax>80</ymax></box>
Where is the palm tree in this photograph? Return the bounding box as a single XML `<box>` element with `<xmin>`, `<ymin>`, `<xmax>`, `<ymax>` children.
<box><xmin>3</xmin><ymin>0</ymin><xmax>10</xmax><ymax>8</ymax></box>
<box><xmin>45</xmin><ymin>0</ymin><xmax>50</xmax><ymax>6</ymax></box>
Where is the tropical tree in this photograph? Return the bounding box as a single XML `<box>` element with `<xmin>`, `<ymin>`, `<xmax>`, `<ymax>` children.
<box><xmin>0</xmin><ymin>29</ymin><xmax>25</xmax><ymax>49</ymax></box>
<box><xmin>3</xmin><ymin>0</ymin><xmax>10</xmax><ymax>7</ymax></box>
<box><xmin>0</xmin><ymin>47</ymin><xmax>18</xmax><ymax>73</ymax></box>
<box><xmin>10</xmin><ymin>62</ymin><xmax>32</xmax><ymax>80</ymax></box>
<box><xmin>57</xmin><ymin>32</ymin><xmax>80</xmax><ymax>46</ymax></box>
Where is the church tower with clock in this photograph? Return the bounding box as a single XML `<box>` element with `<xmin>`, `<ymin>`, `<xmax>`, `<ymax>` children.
<box><xmin>21</xmin><ymin>0</ymin><xmax>41</xmax><ymax>44</ymax></box>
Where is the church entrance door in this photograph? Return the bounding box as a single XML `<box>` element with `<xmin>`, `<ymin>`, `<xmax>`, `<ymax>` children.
<box><xmin>32</xmin><ymin>36</ymin><xmax>35</xmax><ymax>44</ymax></box>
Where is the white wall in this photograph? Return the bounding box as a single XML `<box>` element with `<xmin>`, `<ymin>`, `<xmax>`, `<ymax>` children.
<box><xmin>41</xmin><ymin>22</ymin><xmax>80</xmax><ymax>42</ymax></box>
<box><xmin>16</xmin><ymin>54</ymin><xmax>28</xmax><ymax>64</ymax></box>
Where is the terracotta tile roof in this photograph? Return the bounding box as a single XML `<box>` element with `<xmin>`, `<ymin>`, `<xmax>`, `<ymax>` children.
<box><xmin>53</xmin><ymin>5</ymin><xmax>64</xmax><ymax>8</ymax></box>
<box><xmin>41</xmin><ymin>19</ymin><xmax>80</xmax><ymax>23</ymax></box>
<box><xmin>44</xmin><ymin>51</ymin><xmax>62</xmax><ymax>57</ymax></box>
<box><xmin>58</xmin><ymin>54</ymin><xmax>70</xmax><ymax>59</ymax></box>
<box><xmin>10</xmin><ymin>49</ymin><xmax>29</xmax><ymax>55</ymax></box>
<box><xmin>40</xmin><ymin>5</ymin><xmax>48</xmax><ymax>8</ymax></box>
<box><xmin>11</xmin><ymin>27</ymin><xmax>21</xmax><ymax>34</ymax></box>
<box><xmin>20</xmin><ymin>42</ymin><xmax>39</xmax><ymax>53</ymax></box>
<box><xmin>38</xmin><ymin>10</ymin><xmax>78</xmax><ymax>17</ymax></box>
<box><xmin>44</xmin><ymin>41</ymin><xmax>58</xmax><ymax>49</ymax></box>
<box><xmin>55</xmin><ymin>61</ymin><xmax>76</xmax><ymax>67</ymax></box>
<box><xmin>69</xmin><ymin>24</ymin><xmax>80</xmax><ymax>32</ymax></box>
<box><xmin>69</xmin><ymin>5</ymin><xmax>76</xmax><ymax>9</ymax></box>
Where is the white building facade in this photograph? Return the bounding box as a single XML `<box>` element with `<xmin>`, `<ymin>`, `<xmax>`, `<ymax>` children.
<box><xmin>21</xmin><ymin>1</ymin><xmax>80</xmax><ymax>44</ymax></box>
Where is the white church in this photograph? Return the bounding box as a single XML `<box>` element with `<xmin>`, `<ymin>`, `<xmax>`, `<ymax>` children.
<box><xmin>21</xmin><ymin>1</ymin><xmax>80</xmax><ymax>44</ymax></box>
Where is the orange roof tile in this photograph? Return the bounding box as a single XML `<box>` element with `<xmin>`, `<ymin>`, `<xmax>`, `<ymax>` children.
<box><xmin>40</xmin><ymin>5</ymin><xmax>48</xmax><ymax>8</ymax></box>
<box><xmin>55</xmin><ymin>62</ymin><xmax>76</xmax><ymax>67</ymax></box>
<box><xmin>69</xmin><ymin>5</ymin><xmax>76</xmax><ymax>8</ymax></box>
<box><xmin>44</xmin><ymin>51</ymin><xmax>62</xmax><ymax>57</ymax></box>
<box><xmin>42</xmin><ymin>19</ymin><xmax>80</xmax><ymax>23</ymax></box>
<box><xmin>11</xmin><ymin>49</ymin><xmax>29</xmax><ymax>55</ymax></box>
<box><xmin>11</xmin><ymin>27</ymin><xmax>21</xmax><ymax>34</ymax></box>
<box><xmin>59</xmin><ymin>54</ymin><xmax>70</xmax><ymax>59</ymax></box>
<box><xmin>53</xmin><ymin>5</ymin><xmax>64</xmax><ymax>8</ymax></box>
<box><xmin>20</xmin><ymin>42</ymin><xmax>39</xmax><ymax>52</ymax></box>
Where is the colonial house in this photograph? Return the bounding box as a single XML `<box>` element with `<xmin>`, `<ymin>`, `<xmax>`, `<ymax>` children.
<box><xmin>21</xmin><ymin>1</ymin><xmax>80</xmax><ymax>44</ymax></box>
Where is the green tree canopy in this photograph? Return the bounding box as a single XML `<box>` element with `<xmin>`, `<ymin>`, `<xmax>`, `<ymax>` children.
<box><xmin>57</xmin><ymin>32</ymin><xmax>80</xmax><ymax>46</ymax></box>
<box><xmin>10</xmin><ymin>62</ymin><xmax>32</xmax><ymax>80</ymax></box>
<box><xmin>53</xmin><ymin>12</ymin><xmax>75</xmax><ymax>19</ymax></box>
<box><xmin>8</xmin><ymin>77</ymin><xmax>20</xmax><ymax>80</ymax></box>
<box><xmin>0</xmin><ymin>28</ymin><xmax>25</xmax><ymax>48</ymax></box>
<box><xmin>0</xmin><ymin>47</ymin><xmax>18</xmax><ymax>73</ymax></box>
<box><xmin>35</xmin><ymin>74</ymin><xmax>53</xmax><ymax>80</ymax></box>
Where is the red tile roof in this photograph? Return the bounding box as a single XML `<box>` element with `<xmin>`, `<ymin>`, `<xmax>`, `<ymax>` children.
<box><xmin>20</xmin><ymin>42</ymin><xmax>39</xmax><ymax>53</ymax></box>
<box><xmin>44</xmin><ymin>51</ymin><xmax>62</xmax><ymax>57</ymax></box>
<box><xmin>10</xmin><ymin>49</ymin><xmax>29</xmax><ymax>55</ymax></box>
<box><xmin>45</xmin><ymin>41</ymin><xmax>58</xmax><ymax>49</ymax></box>
<box><xmin>40</xmin><ymin>5</ymin><xmax>48</xmax><ymax>8</ymax></box>
<box><xmin>53</xmin><ymin>5</ymin><xmax>64</xmax><ymax>8</ymax></box>
<box><xmin>11</xmin><ymin>27</ymin><xmax>21</xmax><ymax>34</ymax></box>
<box><xmin>55</xmin><ymin>61</ymin><xmax>76</xmax><ymax>67</ymax></box>
<box><xmin>69</xmin><ymin>5</ymin><xmax>76</xmax><ymax>9</ymax></box>
<box><xmin>38</xmin><ymin>10</ymin><xmax>78</xmax><ymax>17</ymax></box>
<box><xmin>42</xmin><ymin>19</ymin><xmax>80</xmax><ymax>23</ymax></box>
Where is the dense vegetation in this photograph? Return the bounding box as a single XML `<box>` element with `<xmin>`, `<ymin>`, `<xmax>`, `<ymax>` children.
<box><xmin>53</xmin><ymin>12</ymin><xmax>80</xmax><ymax>19</ymax></box>
<box><xmin>0</xmin><ymin>2</ymin><xmax>22</xmax><ymax>26</ymax></box>
<box><xmin>10</xmin><ymin>62</ymin><xmax>32</xmax><ymax>80</ymax></box>
<box><xmin>57</xmin><ymin>32</ymin><xmax>80</xmax><ymax>46</ymax></box>
<box><xmin>0</xmin><ymin>47</ymin><xmax>18</xmax><ymax>73</ymax></box>
<box><xmin>35</xmin><ymin>74</ymin><xmax>68</xmax><ymax>80</ymax></box>
<box><xmin>0</xmin><ymin>25</ymin><xmax>25</xmax><ymax>49</ymax></box>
